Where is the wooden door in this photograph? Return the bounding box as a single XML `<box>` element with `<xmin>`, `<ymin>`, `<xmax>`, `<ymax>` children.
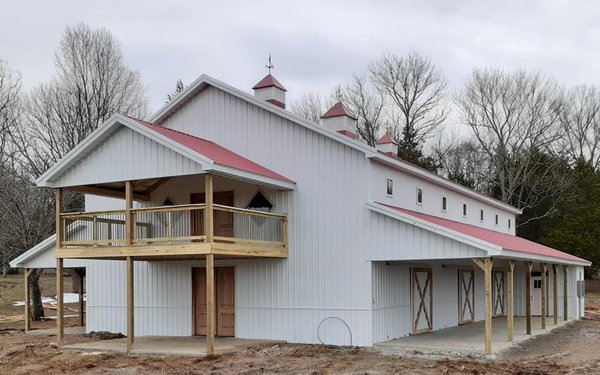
<box><xmin>190</xmin><ymin>191</ymin><xmax>234</xmax><ymax>238</ymax></box>
<box><xmin>458</xmin><ymin>269</ymin><xmax>475</xmax><ymax>324</ymax></box>
<box><xmin>192</xmin><ymin>267</ymin><xmax>207</xmax><ymax>335</ymax></box>
<box><xmin>493</xmin><ymin>271</ymin><xmax>505</xmax><ymax>317</ymax></box>
<box><xmin>192</xmin><ymin>266</ymin><xmax>235</xmax><ymax>337</ymax></box>
<box><xmin>216</xmin><ymin>267</ymin><xmax>235</xmax><ymax>336</ymax></box>
<box><xmin>412</xmin><ymin>268</ymin><xmax>433</xmax><ymax>334</ymax></box>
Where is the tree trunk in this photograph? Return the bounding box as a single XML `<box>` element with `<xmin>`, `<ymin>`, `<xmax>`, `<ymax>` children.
<box><xmin>30</xmin><ymin>269</ymin><xmax>45</xmax><ymax>320</ymax></box>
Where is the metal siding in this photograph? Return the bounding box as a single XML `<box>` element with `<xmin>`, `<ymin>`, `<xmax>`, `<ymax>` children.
<box><xmin>367</xmin><ymin>210</ymin><xmax>487</xmax><ymax>261</ymax></box>
<box><xmin>55</xmin><ymin>127</ymin><xmax>204</xmax><ymax>187</ymax></box>
<box><xmin>84</xmin><ymin>87</ymin><xmax>373</xmax><ymax>345</ymax></box>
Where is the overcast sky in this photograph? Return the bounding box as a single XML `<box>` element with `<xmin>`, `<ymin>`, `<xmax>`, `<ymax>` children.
<box><xmin>1</xmin><ymin>0</ymin><xmax>600</xmax><ymax>115</ymax></box>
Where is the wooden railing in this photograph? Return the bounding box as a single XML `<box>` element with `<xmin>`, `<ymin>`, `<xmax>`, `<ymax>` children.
<box><xmin>59</xmin><ymin>203</ymin><xmax>288</xmax><ymax>251</ymax></box>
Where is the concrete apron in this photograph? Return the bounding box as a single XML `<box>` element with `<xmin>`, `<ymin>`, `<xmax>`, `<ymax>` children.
<box><xmin>376</xmin><ymin>316</ymin><xmax>576</xmax><ymax>357</ymax></box>
<box><xmin>61</xmin><ymin>336</ymin><xmax>282</xmax><ymax>357</ymax></box>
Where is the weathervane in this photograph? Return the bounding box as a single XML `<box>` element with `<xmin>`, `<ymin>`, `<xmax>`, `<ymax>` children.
<box><xmin>335</xmin><ymin>86</ymin><xmax>342</xmax><ymax>101</ymax></box>
<box><xmin>266</xmin><ymin>53</ymin><xmax>274</xmax><ymax>74</ymax></box>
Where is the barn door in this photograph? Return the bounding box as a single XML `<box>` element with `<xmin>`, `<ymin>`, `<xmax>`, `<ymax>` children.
<box><xmin>192</xmin><ymin>266</ymin><xmax>235</xmax><ymax>337</ymax></box>
<box><xmin>493</xmin><ymin>271</ymin><xmax>505</xmax><ymax>317</ymax></box>
<box><xmin>190</xmin><ymin>191</ymin><xmax>234</xmax><ymax>237</ymax></box>
<box><xmin>412</xmin><ymin>268</ymin><xmax>433</xmax><ymax>334</ymax></box>
<box><xmin>216</xmin><ymin>267</ymin><xmax>235</xmax><ymax>336</ymax></box>
<box><xmin>458</xmin><ymin>269</ymin><xmax>475</xmax><ymax>324</ymax></box>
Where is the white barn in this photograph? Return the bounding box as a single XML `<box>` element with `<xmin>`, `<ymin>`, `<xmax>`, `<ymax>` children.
<box><xmin>12</xmin><ymin>73</ymin><xmax>590</xmax><ymax>355</ymax></box>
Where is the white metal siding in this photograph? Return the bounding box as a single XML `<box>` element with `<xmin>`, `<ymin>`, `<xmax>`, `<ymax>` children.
<box><xmin>367</xmin><ymin>210</ymin><xmax>487</xmax><ymax>261</ymax></box>
<box><xmin>56</xmin><ymin>127</ymin><xmax>204</xmax><ymax>187</ymax></box>
<box><xmin>84</xmin><ymin>86</ymin><xmax>373</xmax><ymax>345</ymax></box>
<box><xmin>370</xmin><ymin>163</ymin><xmax>516</xmax><ymax>234</ymax></box>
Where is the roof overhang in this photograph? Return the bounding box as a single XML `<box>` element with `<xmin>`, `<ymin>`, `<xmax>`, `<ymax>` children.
<box><xmin>367</xmin><ymin>201</ymin><xmax>591</xmax><ymax>267</ymax></box>
<box><xmin>36</xmin><ymin>114</ymin><xmax>295</xmax><ymax>191</ymax></box>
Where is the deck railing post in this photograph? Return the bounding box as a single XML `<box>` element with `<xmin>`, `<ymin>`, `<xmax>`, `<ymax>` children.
<box><xmin>205</xmin><ymin>174</ymin><xmax>214</xmax><ymax>244</ymax></box>
<box><xmin>125</xmin><ymin>181</ymin><xmax>133</xmax><ymax>246</ymax></box>
<box><xmin>126</xmin><ymin>256</ymin><xmax>134</xmax><ymax>353</ymax></box>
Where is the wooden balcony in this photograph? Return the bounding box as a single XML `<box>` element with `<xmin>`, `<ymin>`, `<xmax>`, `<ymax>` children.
<box><xmin>54</xmin><ymin>178</ymin><xmax>288</xmax><ymax>260</ymax></box>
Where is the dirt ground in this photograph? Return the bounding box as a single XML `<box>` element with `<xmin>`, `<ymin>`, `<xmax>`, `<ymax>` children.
<box><xmin>2</xmin><ymin>274</ymin><xmax>600</xmax><ymax>374</ymax></box>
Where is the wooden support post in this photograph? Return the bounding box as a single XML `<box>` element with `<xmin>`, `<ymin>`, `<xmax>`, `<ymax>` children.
<box><xmin>526</xmin><ymin>262</ymin><xmax>533</xmax><ymax>335</ymax></box>
<box><xmin>78</xmin><ymin>271</ymin><xmax>85</xmax><ymax>327</ymax></box>
<box><xmin>553</xmin><ymin>264</ymin><xmax>558</xmax><ymax>325</ymax></box>
<box><xmin>563</xmin><ymin>266</ymin><xmax>568</xmax><ymax>321</ymax></box>
<box><xmin>24</xmin><ymin>269</ymin><xmax>31</xmax><ymax>332</ymax></box>
<box><xmin>472</xmin><ymin>258</ymin><xmax>493</xmax><ymax>354</ymax></box>
<box><xmin>125</xmin><ymin>181</ymin><xmax>133</xmax><ymax>246</ymax></box>
<box><xmin>126</xmin><ymin>256</ymin><xmax>134</xmax><ymax>354</ymax></box>
<box><xmin>507</xmin><ymin>260</ymin><xmax>515</xmax><ymax>341</ymax></box>
<box><xmin>56</xmin><ymin>258</ymin><xmax>64</xmax><ymax>348</ymax></box>
<box><xmin>541</xmin><ymin>263</ymin><xmax>547</xmax><ymax>329</ymax></box>
<box><xmin>206</xmin><ymin>254</ymin><xmax>215</xmax><ymax>355</ymax></box>
<box><xmin>484</xmin><ymin>258</ymin><xmax>493</xmax><ymax>355</ymax></box>
<box><xmin>205</xmin><ymin>174</ymin><xmax>214</xmax><ymax>243</ymax></box>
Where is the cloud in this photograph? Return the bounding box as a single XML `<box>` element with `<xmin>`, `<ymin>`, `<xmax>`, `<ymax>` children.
<box><xmin>1</xmin><ymin>0</ymin><xmax>599</xmax><ymax>113</ymax></box>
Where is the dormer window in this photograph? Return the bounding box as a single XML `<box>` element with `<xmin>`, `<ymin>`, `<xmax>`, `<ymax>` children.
<box><xmin>416</xmin><ymin>188</ymin><xmax>423</xmax><ymax>205</ymax></box>
<box><xmin>495</xmin><ymin>214</ymin><xmax>499</xmax><ymax>225</ymax></box>
<box><xmin>247</xmin><ymin>191</ymin><xmax>273</xmax><ymax>213</ymax></box>
<box><xmin>386</xmin><ymin>178</ymin><xmax>393</xmax><ymax>196</ymax></box>
<box><xmin>442</xmin><ymin>196</ymin><xmax>447</xmax><ymax>211</ymax></box>
<box><xmin>480</xmin><ymin>209</ymin><xmax>484</xmax><ymax>222</ymax></box>
<box><xmin>463</xmin><ymin>204</ymin><xmax>468</xmax><ymax>217</ymax></box>
<box><xmin>508</xmin><ymin>219</ymin><xmax>512</xmax><ymax>229</ymax></box>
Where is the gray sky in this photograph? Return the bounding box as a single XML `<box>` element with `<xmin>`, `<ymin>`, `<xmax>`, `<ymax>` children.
<box><xmin>2</xmin><ymin>0</ymin><xmax>600</xmax><ymax>114</ymax></box>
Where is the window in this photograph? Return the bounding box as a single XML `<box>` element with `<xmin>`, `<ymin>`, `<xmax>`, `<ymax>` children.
<box><xmin>495</xmin><ymin>214</ymin><xmax>499</xmax><ymax>225</ymax></box>
<box><xmin>247</xmin><ymin>191</ymin><xmax>273</xmax><ymax>212</ymax></box>
<box><xmin>508</xmin><ymin>219</ymin><xmax>512</xmax><ymax>229</ymax></box>
<box><xmin>442</xmin><ymin>196</ymin><xmax>447</xmax><ymax>211</ymax></box>
<box><xmin>386</xmin><ymin>178</ymin><xmax>393</xmax><ymax>196</ymax></box>
<box><xmin>462</xmin><ymin>203</ymin><xmax>467</xmax><ymax>217</ymax></box>
<box><xmin>416</xmin><ymin>188</ymin><xmax>423</xmax><ymax>205</ymax></box>
<box><xmin>480</xmin><ymin>209</ymin><xmax>484</xmax><ymax>221</ymax></box>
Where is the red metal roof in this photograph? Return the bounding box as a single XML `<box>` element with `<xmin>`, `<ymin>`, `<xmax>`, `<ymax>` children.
<box><xmin>377</xmin><ymin>134</ymin><xmax>396</xmax><ymax>145</ymax></box>
<box><xmin>133</xmin><ymin>118</ymin><xmax>294</xmax><ymax>184</ymax></box>
<box><xmin>337</xmin><ymin>129</ymin><xmax>358</xmax><ymax>140</ymax></box>
<box><xmin>252</xmin><ymin>74</ymin><xmax>287</xmax><ymax>91</ymax></box>
<box><xmin>380</xmin><ymin>203</ymin><xmax>589</xmax><ymax>264</ymax></box>
<box><xmin>321</xmin><ymin>102</ymin><xmax>357</xmax><ymax>119</ymax></box>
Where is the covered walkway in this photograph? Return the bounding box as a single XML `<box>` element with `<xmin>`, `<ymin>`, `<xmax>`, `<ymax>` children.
<box><xmin>377</xmin><ymin>316</ymin><xmax>574</xmax><ymax>356</ymax></box>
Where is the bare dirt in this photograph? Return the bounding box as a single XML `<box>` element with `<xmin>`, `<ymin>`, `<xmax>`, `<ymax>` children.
<box><xmin>2</xmin><ymin>274</ymin><xmax>600</xmax><ymax>374</ymax></box>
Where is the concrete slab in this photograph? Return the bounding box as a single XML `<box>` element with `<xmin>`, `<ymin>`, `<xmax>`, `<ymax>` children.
<box><xmin>62</xmin><ymin>336</ymin><xmax>282</xmax><ymax>356</ymax></box>
<box><xmin>376</xmin><ymin>316</ymin><xmax>576</xmax><ymax>357</ymax></box>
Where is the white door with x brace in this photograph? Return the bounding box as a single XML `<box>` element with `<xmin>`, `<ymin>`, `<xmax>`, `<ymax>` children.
<box><xmin>458</xmin><ymin>269</ymin><xmax>475</xmax><ymax>324</ymax></box>
<box><xmin>412</xmin><ymin>268</ymin><xmax>433</xmax><ymax>334</ymax></box>
<box><xmin>493</xmin><ymin>271</ymin><xmax>505</xmax><ymax>317</ymax></box>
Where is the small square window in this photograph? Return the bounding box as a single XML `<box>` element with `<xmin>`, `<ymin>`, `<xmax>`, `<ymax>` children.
<box><xmin>386</xmin><ymin>178</ymin><xmax>393</xmax><ymax>196</ymax></box>
<box><xmin>495</xmin><ymin>214</ymin><xmax>499</xmax><ymax>225</ymax></box>
<box><xmin>442</xmin><ymin>196</ymin><xmax>447</xmax><ymax>211</ymax></box>
<box><xmin>416</xmin><ymin>188</ymin><xmax>423</xmax><ymax>205</ymax></box>
<box><xmin>480</xmin><ymin>209</ymin><xmax>484</xmax><ymax>222</ymax></box>
<box><xmin>462</xmin><ymin>204</ymin><xmax>467</xmax><ymax>217</ymax></box>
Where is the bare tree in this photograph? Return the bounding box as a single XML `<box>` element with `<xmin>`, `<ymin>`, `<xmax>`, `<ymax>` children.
<box><xmin>0</xmin><ymin>60</ymin><xmax>21</xmax><ymax>165</ymax></box>
<box><xmin>12</xmin><ymin>23</ymin><xmax>148</xmax><ymax>177</ymax></box>
<box><xmin>456</xmin><ymin>69</ymin><xmax>570</xmax><ymax>225</ymax></box>
<box><xmin>290</xmin><ymin>92</ymin><xmax>330</xmax><ymax>124</ymax></box>
<box><xmin>370</xmin><ymin>52</ymin><xmax>448</xmax><ymax>155</ymax></box>
<box><xmin>339</xmin><ymin>75</ymin><xmax>386</xmax><ymax>146</ymax></box>
<box><xmin>559</xmin><ymin>85</ymin><xmax>600</xmax><ymax>169</ymax></box>
<box><xmin>167</xmin><ymin>78</ymin><xmax>185</xmax><ymax>103</ymax></box>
